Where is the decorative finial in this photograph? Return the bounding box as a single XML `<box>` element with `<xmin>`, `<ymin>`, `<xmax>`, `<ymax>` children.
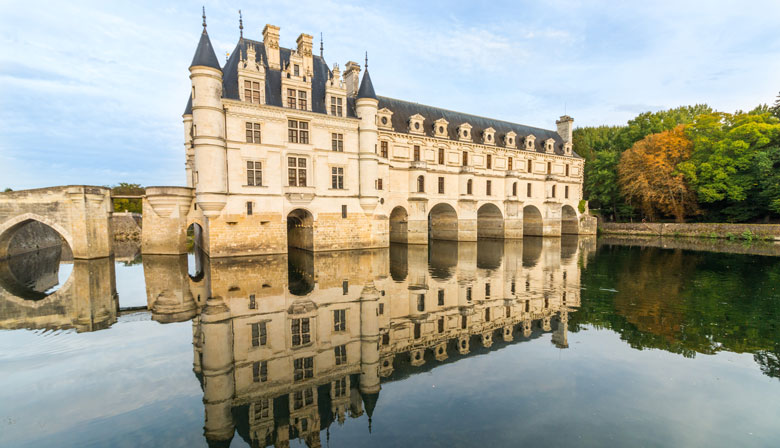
<box><xmin>226</xmin><ymin>51</ymin><xmax>229</xmax><ymax>63</ymax></box>
<box><xmin>202</xmin><ymin>6</ymin><xmax>206</xmax><ymax>30</ymax></box>
<box><xmin>239</xmin><ymin>10</ymin><xmax>243</xmax><ymax>38</ymax></box>
<box><xmin>320</xmin><ymin>32</ymin><xmax>323</xmax><ymax>58</ymax></box>
<box><xmin>365</xmin><ymin>51</ymin><xmax>368</xmax><ymax>69</ymax></box>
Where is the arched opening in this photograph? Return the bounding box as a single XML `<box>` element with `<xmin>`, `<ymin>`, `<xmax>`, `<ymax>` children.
<box><xmin>477</xmin><ymin>203</ymin><xmax>504</xmax><ymax>239</ymax></box>
<box><xmin>561</xmin><ymin>205</ymin><xmax>578</xmax><ymax>235</ymax></box>
<box><xmin>477</xmin><ymin>239</ymin><xmax>503</xmax><ymax>271</ymax></box>
<box><xmin>428</xmin><ymin>203</ymin><xmax>458</xmax><ymax>241</ymax></box>
<box><xmin>288</xmin><ymin>248</ymin><xmax>314</xmax><ymax>296</ymax></box>
<box><xmin>417</xmin><ymin>175</ymin><xmax>425</xmax><ymax>193</ymax></box>
<box><xmin>389</xmin><ymin>206</ymin><xmax>408</xmax><ymax>244</ymax></box>
<box><xmin>186</xmin><ymin>223</ymin><xmax>205</xmax><ymax>281</ymax></box>
<box><xmin>523</xmin><ymin>205</ymin><xmax>544</xmax><ymax>236</ymax></box>
<box><xmin>287</xmin><ymin>209</ymin><xmax>314</xmax><ymax>251</ymax></box>
<box><xmin>0</xmin><ymin>220</ymin><xmax>73</xmax><ymax>300</ymax></box>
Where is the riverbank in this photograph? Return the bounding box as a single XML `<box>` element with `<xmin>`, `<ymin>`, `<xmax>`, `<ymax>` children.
<box><xmin>599</xmin><ymin>222</ymin><xmax>780</xmax><ymax>241</ymax></box>
<box><xmin>598</xmin><ymin>235</ymin><xmax>780</xmax><ymax>257</ymax></box>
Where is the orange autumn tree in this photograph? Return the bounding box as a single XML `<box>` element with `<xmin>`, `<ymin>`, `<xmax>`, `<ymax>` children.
<box><xmin>618</xmin><ymin>125</ymin><xmax>698</xmax><ymax>222</ymax></box>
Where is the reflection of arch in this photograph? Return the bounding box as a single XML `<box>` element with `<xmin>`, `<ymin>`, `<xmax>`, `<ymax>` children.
<box><xmin>477</xmin><ymin>203</ymin><xmax>504</xmax><ymax>239</ymax></box>
<box><xmin>476</xmin><ymin>239</ymin><xmax>503</xmax><ymax>270</ymax></box>
<box><xmin>0</xmin><ymin>214</ymin><xmax>73</xmax><ymax>259</ymax></box>
<box><xmin>0</xmin><ymin>246</ymin><xmax>70</xmax><ymax>300</ymax></box>
<box><xmin>428</xmin><ymin>203</ymin><xmax>458</xmax><ymax>241</ymax></box>
<box><xmin>288</xmin><ymin>248</ymin><xmax>314</xmax><ymax>296</ymax></box>
<box><xmin>186</xmin><ymin>223</ymin><xmax>205</xmax><ymax>281</ymax></box>
<box><xmin>522</xmin><ymin>236</ymin><xmax>543</xmax><ymax>267</ymax></box>
<box><xmin>561</xmin><ymin>235</ymin><xmax>579</xmax><ymax>261</ymax></box>
<box><xmin>389</xmin><ymin>206</ymin><xmax>408</xmax><ymax>244</ymax></box>
<box><xmin>389</xmin><ymin>243</ymin><xmax>408</xmax><ymax>281</ymax></box>
<box><xmin>561</xmin><ymin>205</ymin><xmax>578</xmax><ymax>235</ymax></box>
<box><xmin>428</xmin><ymin>240</ymin><xmax>457</xmax><ymax>279</ymax></box>
<box><xmin>287</xmin><ymin>209</ymin><xmax>314</xmax><ymax>251</ymax></box>
<box><xmin>523</xmin><ymin>205</ymin><xmax>543</xmax><ymax>236</ymax></box>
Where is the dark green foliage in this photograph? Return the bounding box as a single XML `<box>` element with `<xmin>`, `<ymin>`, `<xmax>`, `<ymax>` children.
<box><xmin>111</xmin><ymin>183</ymin><xmax>145</xmax><ymax>214</ymax></box>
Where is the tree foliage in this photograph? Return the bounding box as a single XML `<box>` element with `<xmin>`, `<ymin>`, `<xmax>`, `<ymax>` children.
<box><xmin>618</xmin><ymin>126</ymin><xmax>698</xmax><ymax>222</ymax></box>
<box><xmin>111</xmin><ymin>183</ymin><xmax>145</xmax><ymax>213</ymax></box>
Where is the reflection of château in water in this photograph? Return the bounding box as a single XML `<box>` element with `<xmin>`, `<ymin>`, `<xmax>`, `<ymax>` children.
<box><xmin>148</xmin><ymin>237</ymin><xmax>594</xmax><ymax>447</ymax></box>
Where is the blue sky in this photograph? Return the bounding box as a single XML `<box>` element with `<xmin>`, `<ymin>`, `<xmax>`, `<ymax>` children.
<box><xmin>1</xmin><ymin>0</ymin><xmax>779</xmax><ymax>189</ymax></box>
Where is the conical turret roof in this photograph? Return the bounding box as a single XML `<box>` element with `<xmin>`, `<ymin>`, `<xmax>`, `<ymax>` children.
<box><xmin>190</xmin><ymin>29</ymin><xmax>221</xmax><ymax>71</ymax></box>
<box><xmin>357</xmin><ymin>69</ymin><xmax>377</xmax><ymax>99</ymax></box>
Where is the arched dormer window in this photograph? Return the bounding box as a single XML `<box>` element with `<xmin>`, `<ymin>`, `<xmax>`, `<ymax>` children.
<box><xmin>417</xmin><ymin>175</ymin><xmax>425</xmax><ymax>192</ymax></box>
<box><xmin>525</xmin><ymin>134</ymin><xmax>536</xmax><ymax>151</ymax></box>
<box><xmin>409</xmin><ymin>114</ymin><xmax>425</xmax><ymax>135</ymax></box>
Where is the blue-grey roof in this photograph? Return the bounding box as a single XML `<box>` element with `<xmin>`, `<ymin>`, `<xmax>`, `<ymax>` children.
<box><xmin>357</xmin><ymin>70</ymin><xmax>377</xmax><ymax>99</ymax></box>
<box><xmin>189</xmin><ymin>30</ymin><xmax>221</xmax><ymax>70</ymax></box>
<box><xmin>377</xmin><ymin>96</ymin><xmax>579</xmax><ymax>157</ymax></box>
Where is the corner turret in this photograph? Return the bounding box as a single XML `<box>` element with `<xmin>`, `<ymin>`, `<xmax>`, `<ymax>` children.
<box><xmin>356</xmin><ymin>64</ymin><xmax>379</xmax><ymax>211</ymax></box>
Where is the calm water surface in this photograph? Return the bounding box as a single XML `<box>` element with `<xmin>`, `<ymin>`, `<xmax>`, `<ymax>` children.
<box><xmin>1</xmin><ymin>237</ymin><xmax>779</xmax><ymax>447</ymax></box>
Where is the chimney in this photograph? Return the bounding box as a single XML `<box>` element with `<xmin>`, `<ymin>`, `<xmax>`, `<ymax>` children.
<box><xmin>556</xmin><ymin>115</ymin><xmax>574</xmax><ymax>143</ymax></box>
<box><xmin>263</xmin><ymin>24</ymin><xmax>280</xmax><ymax>70</ymax></box>
<box><xmin>344</xmin><ymin>61</ymin><xmax>361</xmax><ymax>97</ymax></box>
<box><xmin>296</xmin><ymin>33</ymin><xmax>314</xmax><ymax>75</ymax></box>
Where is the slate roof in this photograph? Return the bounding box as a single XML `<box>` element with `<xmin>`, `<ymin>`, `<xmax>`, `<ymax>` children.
<box><xmin>377</xmin><ymin>96</ymin><xmax>579</xmax><ymax>157</ymax></box>
<box><xmin>357</xmin><ymin>70</ymin><xmax>377</xmax><ymax>99</ymax></box>
<box><xmin>189</xmin><ymin>30</ymin><xmax>221</xmax><ymax>70</ymax></box>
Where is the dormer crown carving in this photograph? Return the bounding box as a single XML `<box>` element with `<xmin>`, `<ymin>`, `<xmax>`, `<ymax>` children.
<box><xmin>433</xmin><ymin>118</ymin><xmax>449</xmax><ymax>138</ymax></box>
<box><xmin>409</xmin><ymin>114</ymin><xmax>425</xmax><ymax>135</ymax></box>
<box><xmin>525</xmin><ymin>134</ymin><xmax>536</xmax><ymax>151</ymax></box>
<box><xmin>458</xmin><ymin>123</ymin><xmax>473</xmax><ymax>142</ymax></box>
<box><xmin>377</xmin><ymin>108</ymin><xmax>394</xmax><ymax>129</ymax></box>
<box><xmin>505</xmin><ymin>131</ymin><xmax>517</xmax><ymax>148</ymax></box>
<box><xmin>544</xmin><ymin>138</ymin><xmax>556</xmax><ymax>154</ymax></box>
<box><xmin>483</xmin><ymin>127</ymin><xmax>496</xmax><ymax>145</ymax></box>
<box><xmin>241</xmin><ymin>44</ymin><xmax>264</xmax><ymax>73</ymax></box>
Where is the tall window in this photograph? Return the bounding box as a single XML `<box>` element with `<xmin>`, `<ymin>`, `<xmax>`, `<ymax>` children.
<box><xmin>288</xmin><ymin>157</ymin><xmax>307</xmax><ymax>187</ymax></box>
<box><xmin>508</xmin><ymin>157</ymin><xmax>513</xmax><ymax>171</ymax></box>
<box><xmin>332</xmin><ymin>133</ymin><xmax>344</xmax><ymax>152</ymax></box>
<box><xmin>331</xmin><ymin>167</ymin><xmax>344</xmax><ymax>189</ymax></box>
<box><xmin>527</xmin><ymin>159</ymin><xmax>533</xmax><ymax>172</ymax></box>
<box><xmin>298</xmin><ymin>90</ymin><xmax>307</xmax><ymax>110</ymax></box>
<box><xmin>334</xmin><ymin>345</ymin><xmax>347</xmax><ymax>365</ymax></box>
<box><xmin>246</xmin><ymin>122</ymin><xmax>261</xmax><ymax>143</ymax></box>
<box><xmin>252</xmin><ymin>321</ymin><xmax>267</xmax><ymax>347</ymax></box>
<box><xmin>287</xmin><ymin>88</ymin><xmax>297</xmax><ymax>108</ymax></box>
<box><xmin>462</xmin><ymin>151</ymin><xmax>468</xmax><ymax>166</ymax></box>
<box><xmin>294</xmin><ymin>64</ymin><xmax>300</xmax><ymax>77</ymax></box>
<box><xmin>376</xmin><ymin>178</ymin><xmax>383</xmax><ymax>190</ymax></box>
<box><xmin>485</xmin><ymin>283</ymin><xmax>491</xmax><ymax>297</ymax></box>
<box><xmin>293</xmin><ymin>357</ymin><xmax>314</xmax><ymax>382</ymax></box>
<box><xmin>246</xmin><ymin>201</ymin><xmax>253</xmax><ymax>215</ymax></box>
<box><xmin>293</xmin><ymin>388</ymin><xmax>314</xmax><ymax>410</ymax></box>
<box><xmin>413</xmin><ymin>145</ymin><xmax>421</xmax><ymax>162</ymax></box>
<box><xmin>565</xmin><ymin>164</ymin><xmax>570</xmax><ymax>176</ymax></box>
<box><xmin>380</xmin><ymin>141</ymin><xmax>388</xmax><ymax>158</ymax></box>
<box><xmin>466</xmin><ymin>286</ymin><xmax>472</xmax><ymax>302</ymax></box>
<box><xmin>438</xmin><ymin>289</ymin><xmax>444</xmax><ymax>306</ymax></box>
<box><xmin>244</xmin><ymin>80</ymin><xmax>262</xmax><ymax>104</ymax></box>
<box><xmin>291</xmin><ymin>317</ymin><xmax>311</xmax><ymax>346</ymax></box>
<box><xmin>485</xmin><ymin>308</ymin><xmax>490</xmax><ymax>322</ymax></box>
<box><xmin>253</xmin><ymin>361</ymin><xmax>268</xmax><ymax>382</ymax></box>
<box><xmin>288</xmin><ymin>120</ymin><xmax>309</xmax><ymax>144</ymax></box>
<box><xmin>438</xmin><ymin>317</ymin><xmax>445</xmax><ymax>333</ymax></box>
<box><xmin>247</xmin><ymin>161</ymin><xmax>262</xmax><ymax>186</ymax></box>
<box><xmin>486</xmin><ymin>180</ymin><xmax>492</xmax><ymax>196</ymax></box>
<box><xmin>334</xmin><ymin>377</ymin><xmax>348</xmax><ymax>397</ymax></box>
<box><xmin>565</xmin><ymin>185</ymin><xmax>569</xmax><ymax>199</ymax></box>
<box><xmin>417</xmin><ymin>175</ymin><xmax>425</xmax><ymax>193</ymax></box>
<box><xmin>512</xmin><ymin>182</ymin><xmax>517</xmax><ymax>196</ymax></box>
<box><xmin>330</xmin><ymin>97</ymin><xmax>344</xmax><ymax>116</ymax></box>
<box><xmin>417</xmin><ymin>294</ymin><xmax>425</xmax><ymax>312</ymax></box>
<box><xmin>414</xmin><ymin>323</ymin><xmax>421</xmax><ymax>339</ymax></box>
<box><xmin>438</xmin><ymin>177</ymin><xmax>445</xmax><ymax>194</ymax></box>
<box><xmin>527</xmin><ymin>183</ymin><xmax>532</xmax><ymax>197</ymax></box>
<box><xmin>552</xmin><ymin>185</ymin><xmax>556</xmax><ymax>198</ymax></box>
<box><xmin>467</xmin><ymin>179</ymin><xmax>473</xmax><ymax>195</ymax></box>
<box><xmin>547</xmin><ymin>162</ymin><xmax>552</xmax><ymax>174</ymax></box>
<box><xmin>486</xmin><ymin>154</ymin><xmax>492</xmax><ymax>169</ymax></box>
<box><xmin>334</xmin><ymin>309</ymin><xmax>346</xmax><ymax>332</ymax></box>
<box><xmin>438</xmin><ymin>148</ymin><xmax>445</xmax><ymax>165</ymax></box>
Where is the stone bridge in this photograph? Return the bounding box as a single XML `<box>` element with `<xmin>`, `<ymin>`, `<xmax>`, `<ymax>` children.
<box><xmin>0</xmin><ymin>186</ymin><xmax>113</xmax><ymax>260</ymax></box>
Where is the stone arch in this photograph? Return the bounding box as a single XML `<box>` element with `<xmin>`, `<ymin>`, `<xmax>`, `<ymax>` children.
<box><xmin>0</xmin><ymin>246</ymin><xmax>73</xmax><ymax>301</ymax></box>
<box><xmin>523</xmin><ymin>205</ymin><xmax>544</xmax><ymax>237</ymax></box>
<box><xmin>0</xmin><ymin>213</ymin><xmax>73</xmax><ymax>260</ymax></box>
<box><xmin>428</xmin><ymin>203</ymin><xmax>458</xmax><ymax>241</ymax></box>
<box><xmin>561</xmin><ymin>205</ymin><xmax>578</xmax><ymax>235</ymax></box>
<box><xmin>389</xmin><ymin>206</ymin><xmax>409</xmax><ymax>244</ymax></box>
<box><xmin>477</xmin><ymin>203</ymin><xmax>504</xmax><ymax>239</ymax></box>
<box><xmin>287</xmin><ymin>208</ymin><xmax>314</xmax><ymax>251</ymax></box>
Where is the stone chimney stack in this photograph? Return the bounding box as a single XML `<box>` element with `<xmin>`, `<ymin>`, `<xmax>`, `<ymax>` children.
<box><xmin>344</xmin><ymin>61</ymin><xmax>361</xmax><ymax>97</ymax></box>
<box><xmin>263</xmin><ymin>24</ymin><xmax>280</xmax><ymax>70</ymax></box>
<box><xmin>296</xmin><ymin>33</ymin><xmax>314</xmax><ymax>75</ymax></box>
<box><xmin>556</xmin><ymin>115</ymin><xmax>574</xmax><ymax>143</ymax></box>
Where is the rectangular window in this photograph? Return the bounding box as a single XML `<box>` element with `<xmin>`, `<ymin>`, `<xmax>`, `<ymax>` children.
<box><xmin>438</xmin><ymin>148</ymin><xmax>445</xmax><ymax>165</ymax></box>
<box><xmin>244</xmin><ymin>80</ymin><xmax>261</xmax><ymax>104</ymax></box>
<box><xmin>547</xmin><ymin>162</ymin><xmax>552</xmax><ymax>174</ymax></box>
<box><xmin>552</xmin><ymin>185</ymin><xmax>556</xmax><ymax>198</ymax></box>
<box><xmin>331</xmin><ymin>167</ymin><xmax>344</xmax><ymax>189</ymax></box>
<box><xmin>527</xmin><ymin>183</ymin><xmax>532</xmax><ymax>197</ymax></box>
<box><xmin>249</xmin><ymin>294</ymin><xmax>256</xmax><ymax>310</ymax></box>
<box><xmin>527</xmin><ymin>159</ymin><xmax>533</xmax><ymax>172</ymax></box>
<box><xmin>462</xmin><ymin>151</ymin><xmax>468</xmax><ymax>166</ymax></box>
<box><xmin>508</xmin><ymin>157</ymin><xmax>513</xmax><ymax>171</ymax></box>
<box><xmin>438</xmin><ymin>176</ymin><xmax>445</xmax><ymax>194</ymax></box>
<box><xmin>334</xmin><ymin>345</ymin><xmax>347</xmax><ymax>365</ymax></box>
<box><xmin>466</xmin><ymin>286</ymin><xmax>472</xmax><ymax>302</ymax></box>
<box><xmin>506</xmin><ymin>306</ymin><xmax>511</xmax><ymax>318</ymax></box>
<box><xmin>417</xmin><ymin>294</ymin><xmax>425</xmax><ymax>312</ymax></box>
<box><xmin>293</xmin><ymin>388</ymin><xmax>314</xmax><ymax>409</ymax></box>
<box><xmin>342</xmin><ymin>280</ymin><xmax>348</xmax><ymax>295</ymax></box>
<box><xmin>438</xmin><ymin>289</ymin><xmax>444</xmax><ymax>306</ymax></box>
<box><xmin>294</xmin><ymin>357</ymin><xmax>314</xmax><ymax>382</ymax></box>
<box><xmin>565</xmin><ymin>164</ymin><xmax>570</xmax><ymax>176</ymax></box>
<box><xmin>334</xmin><ymin>309</ymin><xmax>346</xmax><ymax>332</ymax></box>
<box><xmin>462</xmin><ymin>315</ymin><xmax>467</xmax><ymax>329</ymax></box>
<box><xmin>341</xmin><ymin>204</ymin><xmax>347</xmax><ymax>218</ymax></box>
<box><xmin>294</xmin><ymin>64</ymin><xmax>300</xmax><ymax>77</ymax></box>
<box><xmin>246</xmin><ymin>201</ymin><xmax>253</xmax><ymax>215</ymax></box>
<box><xmin>291</xmin><ymin>317</ymin><xmax>311</xmax><ymax>346</ymax></box>
<box><xmin>247</xmin><ymin>160</ymin><xmax>262</xmax><ymax>186</ymax></box>
<box><xmin>253</xmin><ymin>361</ymin><xmax>268</xmax><ymax>382</ymax></box>
<box><xmin>512</xmin><ymin>182</ymin><xmax>518</xmax><ymax>196</ymax></box>
<box><xmin>245</xmin><ymin>122</ymin><xmax>261</xmax><ymax>143</ymax></box>
<box><xmin>331</xmin><ymin>133</ymin><xmax>344</xmax><ymax>152</ymax></box>
<box><xmin>485</xmin><ymin>308</ymin><xmax>490</xmax><ymax>322</ymax></box>
<box><xmin>379</xmin><ymin>303</ymin><xmax>384</xmax><ymax>315</ymax></box>
<box><xmin>486</xmin><ymin>154</ymin><xmax>492</xmax><ymax>169</ymax></box>
<box><xmin>298</xmin><ymin>90</ymin><xmax>307</xmax><ymax>110</ymax></box>
<box><xmin>486</xmin><ymin>180</ymin><xmax>492</xmax><ymax>196</ymax></box>
<box><xmin>565</xmin><ymin>185</ymin><xmax>569</xmax><ymax>199</ymax></box>
<box><xmin>382</xmin><ymin>332</ymin><xmax>390</xmax><ymax>345</ymax></box>
<box><xmin>380</xmin><ymin>141</ymin><xmax>388</xmax><ymax>158</ymax></box>
<box><xmin>251</xmin><ymin>321</ymin><xmax>267</xmax><ymax>347</ymax></box>
<box><xmin>287</xmin><ymin>88</ymin><xmax>297</xmax><ymax>109</ymax></box>
<box><xmin>288</xmin><ymin>120</ymin><xmax>309</xmax><ymax>144</ymax></box>
<box><xmin>413</xmin><ymin>145</ymin><xmax>421</xmax><ymax>162</ymax></box>
<box><xmin>438</xmin><ymin>317</ymin><xmax>445</xmax><ymax>333</ymax></box>
<box><xmin>253</xmin><ymin>399</ymin><xmax>270</xmax><ymax>422</ymax></box>
<box><xmin>376</xmin><ymin>178</ymin><xmax>383</xmax><ymax>190</ymax></box>
<box><xmin>334</xmin><ymin>377</ymin><xmax>347</xmax><ymax>397</ymax></box>
<box><xmin>414</xmin><ymin>322</ymin><xmax>421</xmax><ymax>339</ymax></box>
<box><xmin>329</xmin><ymin>96</ymin><xmax>343</xmax><ymax>116</ymax></box>
<box><xmin>485</xmin><ymin>283</ymin><xmax>491</xmax><ymax>297</ymax></box>
<box><xmin>288</xmin><ymin>157</ymin><xmax>307</xmax><ymax>187</ymax></box>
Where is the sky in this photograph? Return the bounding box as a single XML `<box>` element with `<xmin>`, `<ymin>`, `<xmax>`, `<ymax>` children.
<box><xmin>1</xmin><ymin>0</ymin><xmax>779</xmax><ymax>189</ymax></box>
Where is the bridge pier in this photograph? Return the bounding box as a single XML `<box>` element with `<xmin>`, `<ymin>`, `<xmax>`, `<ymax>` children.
<box><xmin>141</xmin><ymin>187</ymin><xmax>195</xmax><ymax>255</ymax></box>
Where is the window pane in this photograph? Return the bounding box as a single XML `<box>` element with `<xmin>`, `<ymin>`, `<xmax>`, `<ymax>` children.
<box><xmin>298</xmin><ymin>158</ymin><xmax>306</xmax><ymax>168</ymax></box>
<box><xmin>253</xmin><ymin>82</ymin><xmax>260</xmax><ymax>89</ymax></box>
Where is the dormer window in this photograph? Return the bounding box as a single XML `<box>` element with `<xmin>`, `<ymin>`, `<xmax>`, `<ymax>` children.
<box><xmin>458</xmin><ymin>123</ymin><xmax>473</xmax><ymax>142</ymax></box>
<box><xmin>505</xmin><ymin>131</ymin><xmax>517</xmax><ymax>148</ymax></box>
<box><xmin>525</xmin><ymin>134</ymin><xmax>536</xmax><ymax>151</ymax></box>
<box><xmin>409</xmin><ymin>114</ymin><xmax>425</xmax><ymax>135</ymax></box>
<box><xmin>294</xmin><ymin>64</ymin><xmax>300</xmax><ymax>77</ymax></box>
<box><xmin>483</xmin><ymin>127</ymin><xmax>496</xmax><ymax>145</ymax></box>
<box><xmin>544</xmin><ymin>138</ymin><xmax>555</xmax><ymax>154</ymax></box>
<box><xmin>434</xmin><ymin>118</ymin><xmax>449</xmax><ymax>138</ymax></box>
<box><xmin>563</xmin><ymin>142</ymin><xmax>573</xmax><ymax>156</ymax></box>
<box><xmin>377</xmin><ymin>108</ymin><xmax>394</xmax><ymax>130</ymax></box>
<box><xmin>330</xmin><ymin>97</ymin><xmax>344</xmax><ymax>116</ymax></box>
<box><xmin>244</xmin><ymin>80</ymin><xmax>262</xmax><ymax>104</ymax></box>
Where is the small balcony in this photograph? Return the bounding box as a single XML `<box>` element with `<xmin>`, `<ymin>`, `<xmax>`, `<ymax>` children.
<box><xmin>505</xmin><ymin>170</ymin><xmax>522</xmax><ymax>177</ymax></box>
<box><xmin>410</xmin><ymin>160</ymin><xmax>428</xmax><ymax>170</ymax></box>
<box><xmin>460</xmin><ymin>166</ymin><xmax>475</xmax><ymax>174</ymax></box>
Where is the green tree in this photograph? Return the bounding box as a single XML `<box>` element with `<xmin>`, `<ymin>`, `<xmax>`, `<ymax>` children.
<box><xmin>111</xmin><ymin>183</ymin><xmax>145</xmax><ymax>213</ymax></box>
<box><xmin>584</xmin><ymin>150</ymin><xmax>633</xmax><ymax>221</ymax></box>
<box><xmin>3</xmin><ymin>188</ymin><xmax>12</xmax><ymax>192</ymax></box>
<box><xmin>771</xmin><ymin>91</ymin><xmax>780</xmax><ymax>119</ymax></box>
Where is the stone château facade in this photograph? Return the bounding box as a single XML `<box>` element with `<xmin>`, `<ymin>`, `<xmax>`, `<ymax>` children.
<box><xmin>143</xmin><ymin>15</ymin><xmax>595</xmax><ymax>257</ymax></box>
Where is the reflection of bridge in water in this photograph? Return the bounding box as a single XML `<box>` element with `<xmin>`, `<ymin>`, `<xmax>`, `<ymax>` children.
<box><xmin>0</xmin><ymin>235</ymin><xmax>596</xmax><ymax>447</ymax></box>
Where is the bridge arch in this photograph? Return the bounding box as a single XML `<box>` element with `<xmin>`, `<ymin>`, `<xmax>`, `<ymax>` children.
<box><xmin>561</xmin><ymin>205</ymin><xmax>579</xmax><ymax>235</ymax></box>
<box><xmin>0</xmin><ymin>213</ymin><xmax>73</xmax><ymax>260</ymax></box>
<box><xmin>389</xmin><ymin>206</ymin><xmax>409</xmax><ymax>244</ymax></box>
<box><xmin>287</xmin><ymin>208</ymin><xmax>314</xmax><ymax>251</ymax></box>
<box><xmin>428</xmin><ymin>203</ymin><xmax>458</xmax><ymax>241</ymax></box>
<box><xmin>477</xmin><ymin>203</ymin><xmax>504</xmax><ymax>239</ymax></box>
<box><xmin>523</xmin><ymin>205</ymin><xmax>544</xmax><ymax>237</ymax></box>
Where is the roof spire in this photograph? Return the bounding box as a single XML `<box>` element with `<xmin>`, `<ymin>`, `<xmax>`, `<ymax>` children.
<box><xmin>320</xmin><ymin>32</ymin><xmax>323</xmax><ymax>58</ymax></box>
<box><xmin>365</xmin><ymin>51</ymin><xmax>368</xmax><ymax>69</ymax></box>
<box><xmin>202</xmin><ymin>6</ymin><xmax>206</xmax><ymax>31</ymax></box>
<box><xmin>238</xmin><ymin>10</ymin><xmax>243</xmax><ymax>38</ymax></box>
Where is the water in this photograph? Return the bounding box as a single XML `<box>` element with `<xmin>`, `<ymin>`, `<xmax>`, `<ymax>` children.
<box><xmin>1</xmin><ymin>236</ymin><xmax>779</xmax><ymax>447</ymax></box>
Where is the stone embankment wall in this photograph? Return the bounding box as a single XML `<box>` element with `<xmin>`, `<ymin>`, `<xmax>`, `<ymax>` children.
<box><xmin>112</xmin><ymin>212</ymin><xmax>142</xmax><ymax>241</ymax></box>
<box><xmin>599</xmin><ymin>235</ymin><xmax>780</xmax><ymax>257</ymax></box>
<box><xmin>599</xmin><ymin>222</ymin><xmax>780</xmax><ymax>240</ymax></box>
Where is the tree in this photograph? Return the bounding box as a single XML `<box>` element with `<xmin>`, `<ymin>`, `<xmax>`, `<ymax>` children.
<box><xmin>772</xmin><ymin>91</ymin><xmax>780</xmax><ymax>119</ymax></box>
<box><xmin>583</xmin><ymin>150</ymin><xmax>632</xmax><ymax>221</ymax></box>
<box><xmin>3</xmin><ymin>188</ymin><xmax>12</xmax><ymax>192</ymax></box>
<box><xmin>111</xmin><ymin>183</ymin><xmax>145</xmax><ymax>213</ymax></box>
<box><xmin>618</xmin><ymin>125</ymin><xmax>698</xmax><ymax>222</ymax></box>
